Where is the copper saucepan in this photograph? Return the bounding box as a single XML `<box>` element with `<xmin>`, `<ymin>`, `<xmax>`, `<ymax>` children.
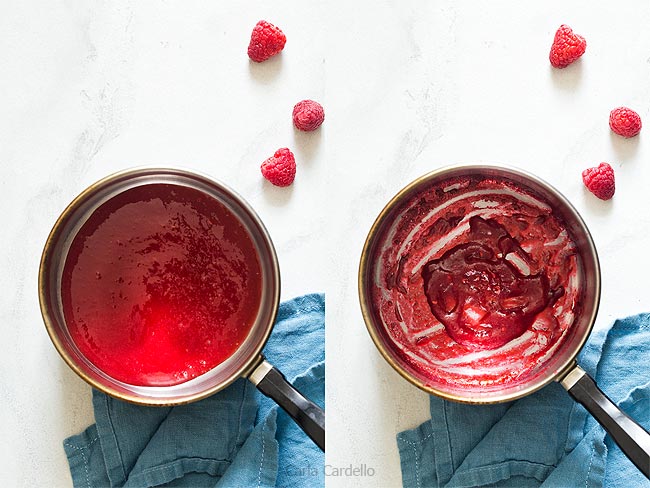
<box><xmin>39</xmin><ymin>167</ymin><xmax>324</xmax><ymax>451</ymax></box>
<box><xmin>359</xmin><ymin>164</ymin><xmax>649</xmax><ymax>477</ymax></box>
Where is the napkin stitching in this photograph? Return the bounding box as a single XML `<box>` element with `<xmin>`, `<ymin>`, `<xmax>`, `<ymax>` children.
<box><xmin>405</xmin><ymin>437</ymin><xmax>421</xmax><ymax>487</ymax></box>
<box><xmin>63</xmin><ymin>436</ymin><xmax>98</xmax><ymax>488</ymax></box>
<box><xmin>401</xmin><ymin>431</ymin><xmax>434</xmax><ymax>488</ymax></box>
<box><xmin>414</xmin><ymin>441</ymin><xmax>421</xmax><ymax>488</ymax></box>
<box><xmin>584</xmin><ymin>442</ymin><xmax>596</xmax><ymax>488</ymax></box>
<box><xmin>258</xmin><ymin>421</ymin><xmax>266</xmax><ymax>488</ymax></box>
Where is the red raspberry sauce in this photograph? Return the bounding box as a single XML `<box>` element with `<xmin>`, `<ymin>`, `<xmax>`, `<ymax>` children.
<box><xmin>61</xmin><ymin>184</ymin><xmax>262</xmax><ymax>386</ymax></box>
<box><xmin>422</xmin><ymin>216</ymin><xmax>564</xmax><ymax>350</ymax></box>
<box><xmin>371</xmin><ymin>175</ymin><xmax>583</xmax><ymax>392</ymax></box>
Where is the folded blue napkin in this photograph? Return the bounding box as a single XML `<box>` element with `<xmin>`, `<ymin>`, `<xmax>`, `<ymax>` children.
<box><xmin>64</xmin><ymin>293</ymin><xmax>324</xmax><ymax>488</ymax></box>
<box><xmin>397</xmin><ymin>313</ymin><xmax>650</xmax><ymax>488</ymax></box>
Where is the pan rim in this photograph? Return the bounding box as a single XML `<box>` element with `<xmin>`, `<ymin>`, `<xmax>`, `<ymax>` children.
<box><xmin>358</xmin><ymin>162</ymin><xmax>601</xmax><ymax>404</ymax></box>
<box><xmin>38</xmin><ymin>166</ymin><xmax>281</xmax><ymax>406</ymax></box>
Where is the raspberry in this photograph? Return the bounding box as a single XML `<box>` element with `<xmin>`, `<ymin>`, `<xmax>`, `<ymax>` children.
<box><xmin>261</xmin><ymin>148</ymin><xmax>296</xmax><ymax>187</ymax></box>
<box><xmin>247</xmin><ymin>20</ymin><xmax>286</xmax><ymax>62</ymax></box>
<box><xmin>582</xmin><ymin>163</ymin><xmax>615</xmax><ymax>200</ymax></box>
<box><xmin>549</xmin><ymin>25</ymin><xmax>586</xmax><ymax>68</ymax></box>
<box><xmin>292</xmin><ymin>100</ymin><xmax>325</xmax><ymax>131</ymax></box>
<box><xmin>609</xmin><ymin>107</ymin><xmax>642</xmax><ymax>138</ymax></box>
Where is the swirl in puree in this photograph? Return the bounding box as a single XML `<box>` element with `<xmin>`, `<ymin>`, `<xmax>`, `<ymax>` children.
<box><xmin>370</xmin><ymin>174</ymin><xmax>583</xmax><ymax>392</ymax></box>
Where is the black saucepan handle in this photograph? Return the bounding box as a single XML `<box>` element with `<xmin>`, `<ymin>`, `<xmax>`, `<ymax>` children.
<box><xmin>248</xmin><ymin>358</ymin><xmax>325</xmax><ymax>451</ymax></box>
<box><xmin>560</xmin><ymin>364</ymin><xmax>650</xmax><ymax>478</ymax></box>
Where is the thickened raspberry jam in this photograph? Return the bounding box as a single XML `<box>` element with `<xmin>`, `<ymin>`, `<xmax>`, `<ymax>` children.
<box><xmin>370</xmin><ymin>174</ymin><xmax>584</xmax><ymax>391</ymax></box>
<box><xmin>61</xmin><ymin>183</ymin><xmax>262</xmax><ymax>386</ymax></box>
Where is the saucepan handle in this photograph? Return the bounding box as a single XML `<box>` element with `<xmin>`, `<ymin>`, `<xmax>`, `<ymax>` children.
<box><xmin>560</xmin><ymin>365</ymin><xmax>650</xmax><ymax>478</ymax></box>
<box><xmin>248</xmin><ymin>358</ymin><xmax>325</xmax><ymax>451</ymax></box>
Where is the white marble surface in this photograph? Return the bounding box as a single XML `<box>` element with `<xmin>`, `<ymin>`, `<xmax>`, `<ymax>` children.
<box><xmin>3</xmin><ymin>1</ymin><xmax>650</xmax><ymax>487</ymax></box>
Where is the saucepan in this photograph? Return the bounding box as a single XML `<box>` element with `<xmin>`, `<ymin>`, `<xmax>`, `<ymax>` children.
<box><xmin>39</xmin><ymin>167</ymin><xmax>325</xmax><ymax>451</ymax></box>
<box><xmin>359</xmin><ymin>164</ymin><xmax>649</xmax><ymax>477</ymax></box>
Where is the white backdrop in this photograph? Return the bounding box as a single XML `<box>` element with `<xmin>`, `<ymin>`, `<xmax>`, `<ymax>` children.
<box><xmin>1</xmin><ymin>1</ymin><xmax>649</xmax><ymax>486</ymax></box>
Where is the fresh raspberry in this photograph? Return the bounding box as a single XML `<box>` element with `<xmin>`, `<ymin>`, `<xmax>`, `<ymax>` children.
<box><xmin>549</xmin><ymin>25</ymin><xmax>586</xmax><ymax>68</ymax></box>
<box><xmin>247</xmin><ymin>20</ymin><xmax>286</xmax><ymax>62</ymax></box>
<box><xmin>609</xmin><ymin>107</ymin><xmax>642</xmax><ymax>138</ymax></box>
<box><xmin>582</xmin><ymin>163</ymin><xmax>615</xmax><ymax>200</ymax></box>
<box><xmin>261</xmin><ymin>148</ymin><xmax>296</xmax><ymax>187</ymax></box>
<box><xmin>292</xmin><ymin>100</ymin><xmax>325</xmax><ymax>131</ymax></box>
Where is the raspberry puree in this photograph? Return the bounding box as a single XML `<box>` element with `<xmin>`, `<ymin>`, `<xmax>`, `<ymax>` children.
<box><xmin>62</xmin><ymin>183</ymin><xmax>262</xmax><ymax>386</ymax></box>
<box><xmin>370</xmin><ymin>174</ymin><xmax>583</xmax><ymax>391</ymax></box>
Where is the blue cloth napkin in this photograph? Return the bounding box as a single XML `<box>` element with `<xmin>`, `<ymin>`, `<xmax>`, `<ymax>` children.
<box><xmin>64</xmin><ymin>293</ymin><xmax>325</xmax><ymax>488</ymax></box>
<box><xmin>397</xmin><ymin>313</ymin><xmax>650</xmax><ymax>488</ymax></box>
